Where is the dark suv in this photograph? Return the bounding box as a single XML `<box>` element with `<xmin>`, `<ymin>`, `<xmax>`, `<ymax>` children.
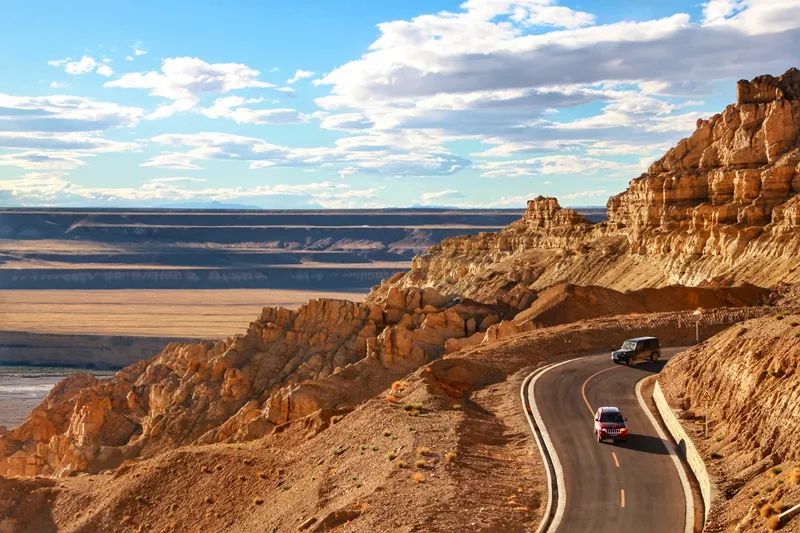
<box><xmin>612</xmin><ymin>336</ymin><xmax>660</xmax><ymax>366</ymax></box>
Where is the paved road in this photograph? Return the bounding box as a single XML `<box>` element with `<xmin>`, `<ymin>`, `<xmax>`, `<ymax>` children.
<box><xmin>531</xmin><ymin>348</ymin><xmax>687</xmax><ymax>533</ymax></box>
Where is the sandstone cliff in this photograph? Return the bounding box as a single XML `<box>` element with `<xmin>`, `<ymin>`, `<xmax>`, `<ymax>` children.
<box><xmin>375</xmin><ymin>68</ymin><xmax>800</xmax><ymax>303</ymax></box>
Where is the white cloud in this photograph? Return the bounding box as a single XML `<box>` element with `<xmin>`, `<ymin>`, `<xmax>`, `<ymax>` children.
<box><xmin>419</xmin><ymin>189</ymin><xmax>466</xmax><ymax>204</ymax></box>
<box><xmin>200</xmin><ymin>96</ymin><xmax>307</xmax><ymax>124</ymax></box>
<box><xmin>48</xmin><ymin>55</ymin><xmax>113</xmax><ymax>77</ymax></box>
<box><xmin>105</xmin><ymin>57</ymin><xmax>275</xmax><ymax>118</ymax></box>
<box><xmin>0</xmin><ymin>93</ymin><xmax>142</xmax><ymax>132</ymax></box>
<box><xmin>0</xmin><ymin>172</ymin><xmax>379</xmax><ymax>208</ymax></box>
<box><xmin>477</xmin><ymin>155</ymin><xmax>635</xmax><ymax>178</ymax></box>
<box><xmin>0</xmin><ymin>150</ymin><xmax>88</xmax><ymax>170</ymax></box>
<box><xmin>287</xmin><ymin>69</ymin><xmax>314</xmax><ymax>84</ymax></box>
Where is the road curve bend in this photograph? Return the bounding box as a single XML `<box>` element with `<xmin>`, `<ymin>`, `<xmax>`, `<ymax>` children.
<box><xmin>523</xmin><ymin>349</ymin><xmax>693</xmax><ymax>533</ymax></box>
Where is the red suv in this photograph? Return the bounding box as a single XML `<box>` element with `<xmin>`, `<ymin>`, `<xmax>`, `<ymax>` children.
<box><xmin>594</xmin><ymin>406</ymin><xmax>628</xmax><ymax>443</ymax></box>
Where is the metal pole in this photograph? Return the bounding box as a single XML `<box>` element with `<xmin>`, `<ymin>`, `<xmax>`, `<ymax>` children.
<box><xmin>695</xmin><ymin>320</ymin><xmax>699</xmax><ymax>343</ymax></box>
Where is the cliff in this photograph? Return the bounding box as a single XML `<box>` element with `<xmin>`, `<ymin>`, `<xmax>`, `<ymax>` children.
<box><xmin>374</xmin><ymin>68</ymin><xmax>800</xmax><ymax>303</ymax></box>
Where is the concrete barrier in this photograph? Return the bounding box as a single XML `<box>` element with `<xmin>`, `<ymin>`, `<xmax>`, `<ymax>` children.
<box><xmin>780</xmin><ymin>504</ymin><xmax>800</xmax><ymax>526</ymax></box>
<box><xmin>653</xmin><ymin>380</ymin><xmax>719</xmax><ymax>523</ymax></box>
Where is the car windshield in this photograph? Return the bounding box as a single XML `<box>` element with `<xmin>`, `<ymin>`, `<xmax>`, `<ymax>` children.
<box><xmin>621</xmin><ymin>340</ymin><xmax>638</xmax><ymax>350</ymax></box>
<box><xmin>599</xmin><ymin>411</ymin><xmax>624</xmax><ymax>423</ymax></box>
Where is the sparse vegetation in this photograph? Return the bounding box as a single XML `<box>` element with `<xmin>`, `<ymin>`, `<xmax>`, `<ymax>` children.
<box><xmin>416</xmin><ymin>446</ymin><xmax>432</xmax><ymax>456</ymax></box>
<box><xmin>411</xmin><ymin>472</ymin><xmax>425</xmax><ymax>483</ymax></box>
<box><xmin>386</xmin><ymin>452</ymin><xmax>397</xmax><ymax>461</ymax></box>
<box><xmin>383</xmin><ymin>430</ymin><xmax>392</xmax><ymax>437</ymax></box>
<box><xmin>444</xmin><ymin>451</ymin><xmax>457</xmax><ymax>463</ymax></box>
<box><xmin>771</xmin><ymin>467</ymin><xmax>783</xmax><ymax>476</ymax></box>
<box><xmin>414</xmin><ymin>459</ymin><xmax>427</xmax><ymax>468</ymax></box>
<box><xmin>789</xmin><ymin>470</ymin><xmax>800</xmax><ymax>485</ymax></box>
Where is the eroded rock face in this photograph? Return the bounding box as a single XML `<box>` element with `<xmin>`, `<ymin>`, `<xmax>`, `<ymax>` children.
<box><xmin>376</xmin><ymin>68</ymin><xmax>800</xmax><ymax>303</ymax></box>
<box><xmin>0</xmin><ymin>289</ymin><xmax>504</xmax><ymax>477</ymax></box>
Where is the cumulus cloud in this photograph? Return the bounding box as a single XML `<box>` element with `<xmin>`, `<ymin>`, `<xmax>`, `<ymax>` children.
<box><xmin>0</xmin><ymin>93</ymin><xmax>142</xmax><ymax>132</ymax></box>
<box><xmin>105</xmin><ymin>57</ymin><xmax>276</xmax><ymax>118</ymax></box>
<box><xmin>48</xmin><ymin>56</ymin><xmax>113</xmax><ymax>77</ymax></box>
<box><xmin>287</xmin><ymin>69</ymin><xmax>314</xmax><ymax>84</ymax></box>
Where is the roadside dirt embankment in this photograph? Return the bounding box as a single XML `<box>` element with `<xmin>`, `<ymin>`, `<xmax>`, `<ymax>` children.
<box><xmin>659</xmin><ymin>311</ymin><xmax>800</xmax><ymax>532</ymax></box>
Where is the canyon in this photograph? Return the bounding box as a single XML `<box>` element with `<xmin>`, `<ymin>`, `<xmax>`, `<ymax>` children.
<box><xmin>0</xmin><ymin>68</ymin><xmax>799</xmax><ymax>532</ymax></box>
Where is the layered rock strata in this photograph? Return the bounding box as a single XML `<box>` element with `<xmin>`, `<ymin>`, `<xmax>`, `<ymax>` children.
<box><xmin>375</xmin><ymin>68</ymin><xmax>800</xmax><ymax>303</ymax></box>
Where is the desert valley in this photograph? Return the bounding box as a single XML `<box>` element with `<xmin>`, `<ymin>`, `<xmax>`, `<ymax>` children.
<box><xmin>1</xmin><ymin>67</ymin><xmax>799</xmax><ymax>533</ymax></box>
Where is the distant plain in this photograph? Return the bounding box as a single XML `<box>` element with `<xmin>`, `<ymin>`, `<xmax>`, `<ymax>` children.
<box><xmin>0</xmin><ymin>288</ymin><xmax>364</xmax><ymax>338</ymax></box>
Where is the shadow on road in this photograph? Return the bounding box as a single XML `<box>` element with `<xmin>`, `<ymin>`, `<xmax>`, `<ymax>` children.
<box><xmin>616</xmin><ymin>433</ymin><xmax>669</xmax><ymax>455</ymax></box>
<box><xmin>623</xmin><ymin>360</ymin><xmax>667</xmax><ymax>374</ymax></box>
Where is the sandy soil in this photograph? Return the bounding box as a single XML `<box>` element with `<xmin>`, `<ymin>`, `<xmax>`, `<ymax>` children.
<box><xmin>0</xmin><ymin>289</ymin><xmax>365</xmax><ymax>338</ymax></box>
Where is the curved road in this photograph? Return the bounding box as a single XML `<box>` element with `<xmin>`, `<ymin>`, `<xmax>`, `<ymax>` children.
<box><xmin>529</xmin><ymin>348</ymin><xmax>689</xmax><ymax>532</ymax></box>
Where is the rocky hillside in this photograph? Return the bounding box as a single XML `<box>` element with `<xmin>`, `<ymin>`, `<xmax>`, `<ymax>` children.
<box><xmin>659</xmin><ymin>310</ymin><xmax>800</xmax><ymax>532</ymax></box>
<box><xmin>375</xmin><ymin>68</ymin><xmax>800</xmax><ymax>303</ymax></box>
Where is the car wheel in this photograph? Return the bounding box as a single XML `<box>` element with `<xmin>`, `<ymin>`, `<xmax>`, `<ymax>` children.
<box><xmin>650</xmin><ymin>351</ymin><xmax>660</xmax><ymax>361</ymax></box>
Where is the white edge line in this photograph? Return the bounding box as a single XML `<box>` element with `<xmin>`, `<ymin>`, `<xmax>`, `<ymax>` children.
<box><xmin>522</xmin><ymin>357</ymin><xmax>586</xmax><ymax>533</ymax></box>
<box><xmin>636</xmin><ymin>377</ymin><xmax>694</xmax><ymax>533</ymax></box>
<box><xmin>520</xmin><ymin>370</ymin><xmax>552</xmax><ymax>533</ymax></box>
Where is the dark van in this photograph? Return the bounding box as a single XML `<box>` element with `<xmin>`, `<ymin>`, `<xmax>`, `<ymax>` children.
<box><xmin>612</xmin><ymin>336</ymin><xmax>660</xmax><ymax>366</ymax></box>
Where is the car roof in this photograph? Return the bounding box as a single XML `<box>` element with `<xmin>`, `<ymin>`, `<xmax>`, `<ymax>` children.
<box><xmin>626</xmin><ymin>336</ymin><xmax>658</xmax><ymax>342</ymax></box>
<box><xmin>597</xmin><ymin>406</ymin><xmax>620</xmax><ymax>413</ymax></box>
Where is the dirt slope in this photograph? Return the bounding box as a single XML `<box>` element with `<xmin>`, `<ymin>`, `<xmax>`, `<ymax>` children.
<box><xmin>659</xmin><ymin>311</ymin><xmax>800</xmax><ymax>532</ymax></box>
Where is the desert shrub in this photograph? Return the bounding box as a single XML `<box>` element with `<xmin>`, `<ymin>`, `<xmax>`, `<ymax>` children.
<box><xmin>772</xmin><ymin>467</ymin><xmax>783</xmax><ymax>476</ymax></box>
<box><xmin>412</xmin><ymin>472</ymin><xmax>425</xmax><ymax>483</ymax></box>
<box><xmin>444</xmin><ymin>451</ymin><xmax>457</xmax><ymax>463</ymax></box>
<box><xmin>383</xmin><ymin>430</ymin><xmax>392</xmax><ymax>437</ymax></box>
<box><xmin>414</xmin><ymin>459</ymin><xmax>427</xmax><ymax>468</ymax></box>
<box><xmin>386</xmin><ymin>452</ymin><xmax>397</xmax><ymax>461</ymax></box>
<box><xmin>416</xmin><ymin>446</ymin><xmax>432</xmax><ymax>456</ymax></box>
<box><xmin>766</xmin><ymin>515</ymin><xmax>782</xmax><ymax>530</ymax></box>
<box><xmin>789</xmin><ymin>470</ymin><xmax>800</xmax><ymax>485</ymax></box>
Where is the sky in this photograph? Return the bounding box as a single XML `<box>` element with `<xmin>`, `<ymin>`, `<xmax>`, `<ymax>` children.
<box><xmin>0</xmin><ymin>0</ymin><xmax>798</xmax><ymax>209</ymax></box>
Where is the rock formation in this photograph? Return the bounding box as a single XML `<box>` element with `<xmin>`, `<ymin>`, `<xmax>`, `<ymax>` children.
<box><xmin>376</xmin><ymin>68</ymin><xmax>800</xmax><ymax>303</ymax></box>
<box><xmin>0</xmin><ymin>289</ymin><xmax>508</xmax><ymax>477</ymax></box>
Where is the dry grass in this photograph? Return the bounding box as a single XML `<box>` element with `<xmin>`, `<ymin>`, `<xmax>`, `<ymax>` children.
<box><xmin>411</xmin><ymin>472</ymin><xmax>425</xmax><ymax>484</ymax></box>
<box><xmin>444</xmin><ymin>451</ymin><xmax>457</xmax><ymax>463</ymax></box>
<box><xmin>416</xmin><ymin>446</ymin><xmax>432</xmax><ymax>456</ymax></box>
<box><xmin>0</xmin><ymin>288</ymin><xmax>364</xmax><ymax>337</ymax></box>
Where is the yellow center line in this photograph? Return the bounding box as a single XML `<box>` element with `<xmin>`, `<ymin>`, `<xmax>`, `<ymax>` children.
<box><xmin>611</xmin><ymin>452</ymin><xmax>620</xmax><ymax>468</ymax></box>
<box><xmin>620</xmin><ymin>489</ymin><xmax>626</xmax><ymax>508</ymax></box>
<box><xmin>580</xmin><ymin>365</ymin><xmax>620</xmax><ymax>416</ymax></box>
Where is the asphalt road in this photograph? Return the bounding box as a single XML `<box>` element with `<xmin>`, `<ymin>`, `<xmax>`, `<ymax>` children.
<box><xmin>532</xmin><ymin>348</ymin><xmax>687</xmax><ymax>533</ymax></box>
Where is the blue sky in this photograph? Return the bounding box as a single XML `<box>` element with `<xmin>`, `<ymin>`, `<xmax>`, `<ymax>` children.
<box><xmin>0</xmin><ymin>0</ymin><xmax>798</xmax><ymax>208</ymax></box>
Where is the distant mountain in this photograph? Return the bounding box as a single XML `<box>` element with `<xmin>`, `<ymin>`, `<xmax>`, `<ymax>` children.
<box><xmin>153</xmin><ymin>200</ymin><xmax>263</xmax><ymax>210</ymax></box>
